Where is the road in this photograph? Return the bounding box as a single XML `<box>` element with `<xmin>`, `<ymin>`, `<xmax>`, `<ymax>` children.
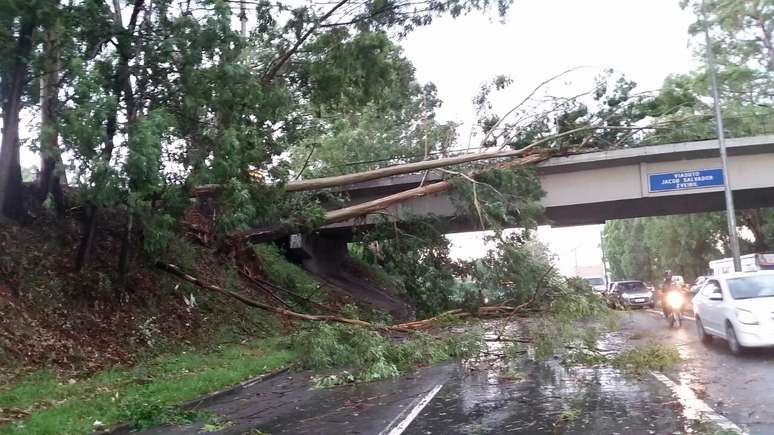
<box><xmin>135</xmin><ymin>311</ymin><xmax>774</xmax><ymax>435</ymax></box>
<box><xmin>629</xmin><ymin>309</ymin><xmax>774</xmax><ymax>434</ymax></box>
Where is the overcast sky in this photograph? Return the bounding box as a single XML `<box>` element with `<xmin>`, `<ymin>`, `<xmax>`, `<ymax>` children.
<box><xmin>398</xmin><ymin>0</ymin><xmax>699</xmax><ymax>276</ymax></box>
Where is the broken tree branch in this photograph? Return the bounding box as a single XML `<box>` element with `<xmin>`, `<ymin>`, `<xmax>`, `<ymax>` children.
<box><xmin>480</xmin><ymin>66</ymin><xmax>586</xmax><ymax>148</ymax></box>
<box><xmin>157</xmin><ymin>262</ymin><xmax>414</xmax><ymax>332</ymax></box>
<box><xmin>261</xmin><ymin>0</ymin><xmax>350</xmax><ymax>87</ymax></box>
<box><xmin>239</xmin><ymin>269</ymin><xmax>340</xmax><ymax>313</ymax></box>
<box><xmin>159</xmin><ymin>262</ymin><xmax>529</xmax><ymax>334</ymax></box>
<box><xmin>496</xmin><ymin>265</ymin><xmax>555</xmax><ymax>340</ymax></box>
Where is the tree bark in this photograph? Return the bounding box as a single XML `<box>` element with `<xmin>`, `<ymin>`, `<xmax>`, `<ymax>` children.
<box><xmin>0</xmin><ymin>17</ymin><xmax>35</xmax><ymax>220</ymax></box>
<box><xmin>75</xmin><ymin>205</ymin><xmax>98</xmax><ymax>271</ymax></box>
<box><xmin>37</xmin><ymin>21</ymin><xmax>66</xmax><ymax>215</ymax></box>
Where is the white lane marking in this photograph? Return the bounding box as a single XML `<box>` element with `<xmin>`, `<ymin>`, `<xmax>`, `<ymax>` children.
<box><xmin>651</xmin><ymin>371</ymin><xmax>747</xmax><ymax>434</ymax></box>
<box><xmin>379</xmin><ymin>384</ymin><xmax>443</xmax><ymax>435</ymax></box>
<box><xmin>645</xmin><ymin>308</ymin><xmax>695</xmax><ymax>321</ymax></box>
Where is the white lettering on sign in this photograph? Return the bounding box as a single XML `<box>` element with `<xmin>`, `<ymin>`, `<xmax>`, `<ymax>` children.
<box><xmin>660</xmin><ymin>173</ymin><xmax>718</xmax><ymax>186</ymax></box>
<box><xmin>649</xmin><ymin>168</ymin><xmax>724</xmax><ymax>193</ymax></box>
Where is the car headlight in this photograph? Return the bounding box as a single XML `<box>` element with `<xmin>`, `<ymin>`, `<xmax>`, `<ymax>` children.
<box><xmin>736</xmin><ymin>309</ymin><xmax>759</xmax><ymax>325</ymax></box>
<box><xmin>646</xmin><ymin>291</ymin><xmax>653</xmax><ymax>298</ymax></box>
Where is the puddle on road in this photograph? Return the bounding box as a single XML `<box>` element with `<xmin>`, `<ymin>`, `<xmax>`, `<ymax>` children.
<box><xmin>406</xmin><ymin>359</ymin><xmax>683</xmax><ymax>434</ymax></box>
<box><xmin>405</xmin><ymin>326</ymin><xmax>686</xmax><ymax>435</ymax></box>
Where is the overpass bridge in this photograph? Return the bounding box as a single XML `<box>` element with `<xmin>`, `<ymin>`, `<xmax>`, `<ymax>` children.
<box><xmin>320</xmin><ymin>134</ymin><xmax>774</xmax><ymax>232</ymax></box>
<box><xmin>291</xmin><ymin>134</ymin><xmax>774</xmax><ymax>317</ymax></box>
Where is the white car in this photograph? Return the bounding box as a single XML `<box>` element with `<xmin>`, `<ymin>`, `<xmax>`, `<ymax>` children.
<box><xmin>693</xmin><ymin>271</ymin><xmax>774</xmax><ymax>354</ymax></box>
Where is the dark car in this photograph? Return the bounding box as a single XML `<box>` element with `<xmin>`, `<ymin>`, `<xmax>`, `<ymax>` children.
<box><xmin>606</xmin><ymin>280</ymin><xmax>654</xmax><ymax>309</ymax></box>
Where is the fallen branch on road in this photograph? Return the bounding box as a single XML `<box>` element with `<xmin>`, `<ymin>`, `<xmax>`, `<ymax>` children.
<box><xmin>496</xmin><ymin>265</ymin><xmax>554</xmax><ymax>340</ymax></box>
<box><xmin>389</xmin><ymin>309</ymin><xmax>468</xmax><ymax>330</ymax></box>
<box><xmin>389</xmin><ymin>305</ymin><xmax>529</xmax><ymax>330</ymax></box>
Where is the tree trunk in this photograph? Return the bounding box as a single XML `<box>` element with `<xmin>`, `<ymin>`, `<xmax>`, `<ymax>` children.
<box><xmin>195</xmin><ymin>147</ymin><xmax>541</xmax><ymax>197</ymax></box>
<box><xmin>118</xmin><ymin>212</ymin><xmax>133</xmax><ymax>281</ymax></box>
<box><xmin>193</xmin><ymin>124</ymin><xmax>604</xmax><ymax>197</ymax></box>
<box><xmin>158</xmin><ymin>262</ymin><xmax>523</xmax><ymax>331</ymax></box>
<box><xmin>0</xmin><ymin>18</ymin><xmax>35</xmax><ymax>220</ymax></box>
<box><xmin>238</xmin><ymin>179</ymin><xmax>453</xmax><ymax>243</ymax></box>
<box><xmin>112</xmin><ymin>0</ymin><xmax>142</xmax><ymax>279</ymax></box>
<box><xmin>236</xmin><ymin>153</ymin><xmax>548</xmax><ymax>243</ymax></box>
<box><xmin>75</xmin><ymin>205</ymin><xmax>98</xmax><ymax>271</ymax></box>
<box><xmin>76</xmin><ymin>0</ymin><xmax>143</xmax><ymax>270</ymax></box>
<box><xmin>37</xmin><ymin>23</ymin><xmax>66</xmax><ymax>215</ymax></box>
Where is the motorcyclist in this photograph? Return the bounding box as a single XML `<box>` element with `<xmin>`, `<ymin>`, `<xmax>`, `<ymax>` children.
<box><xmin>661</xmin><ymin>271</ymin><xmax>685</xmax><ymax>318</ymax></box>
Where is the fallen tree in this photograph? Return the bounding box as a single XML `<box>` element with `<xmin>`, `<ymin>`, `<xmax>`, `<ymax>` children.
<box><xmin>157</xmin><ymin>262</ymin><xmax>528</xmax><ymax>333</ymax></box>
<box><xmin>233</xmin><ymin>152</ymin><xmax>550</xmax><ymax>243</ymax></box>
<box><xmin>192</xmin><ymin>124</ymin><xmax>598</xmax><ymax>197</ymax></box>
<box><xmin>155</xmin><ymin>262</ymin><xmax>415</xmax><ymax>331</ymax></box>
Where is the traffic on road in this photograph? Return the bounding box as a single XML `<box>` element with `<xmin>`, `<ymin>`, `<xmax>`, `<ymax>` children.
<box><xmin>136</xmin><ymin>308</ymin><xmax>774</xmax><ymax>435</ymax></box>
<box><xmin>129</xmin><ymin>255</ymin><xmax>774</xmax><ymax>435</ymax></box>
<box><xmin>133</xmin><ymin>262</ymin><xmax>774</xmax><ymax>435</ymax></box>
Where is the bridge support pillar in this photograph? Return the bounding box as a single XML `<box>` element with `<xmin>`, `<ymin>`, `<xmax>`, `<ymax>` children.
<box><xmin>289</xmin><ymin>233</ymin><xmax>350</xmax><ymax>276</ymax></box>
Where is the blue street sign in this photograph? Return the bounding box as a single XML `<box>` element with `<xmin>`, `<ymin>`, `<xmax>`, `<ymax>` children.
<box><xmin>648</xmin><ymin>168</ymin><xmax>724</xmax><ymax>192</ymax></box>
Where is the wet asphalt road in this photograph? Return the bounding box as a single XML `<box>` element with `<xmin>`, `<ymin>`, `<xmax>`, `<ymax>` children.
<box><xmin>623</xmin><ymin>309</ymin><xmax>774</xmax><ymax>435</ymax></box>
<box><xmin>137</xmin><ymin>311</ymin><xmax>774</xmax><ymax>434</ymax></box>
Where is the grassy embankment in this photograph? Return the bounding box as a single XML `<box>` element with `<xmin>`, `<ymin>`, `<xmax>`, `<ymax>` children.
<box><xmin>0</xmin><ymin>337</ymin><xmax>292</xmax><ymax>434</ymax></box>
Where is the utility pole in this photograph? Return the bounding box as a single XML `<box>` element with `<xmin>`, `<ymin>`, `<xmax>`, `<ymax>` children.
<box><xmin>599</xmin><ymin>229</ymin><xmax>608</xmax><ymax>282</ymax></box>
<box><xmin>701</xmin><ymin>0</ymin><xmax>742</xmax><ymax>272</ymax></box>
<box><xmin>239</xmin><ymin>0</ymin><xmax>248</xmax><ymax>38</ymax></box>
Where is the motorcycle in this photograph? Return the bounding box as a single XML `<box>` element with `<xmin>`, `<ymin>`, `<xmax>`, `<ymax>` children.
<box><xmin>664</xmin><ymin>290</ymin><xmax>686</xmax><ymax>328</ymax></box>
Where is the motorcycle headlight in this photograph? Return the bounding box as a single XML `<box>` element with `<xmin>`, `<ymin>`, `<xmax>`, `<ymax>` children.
<box><xmin>666</xmin><ymin>292</ymin><xmax>684</xmax><ymax>308</ymax></box>
<box><xmin>736</xmin><ymin>309</ymin><xmax>759</xmax><ymax>325</ymax></box>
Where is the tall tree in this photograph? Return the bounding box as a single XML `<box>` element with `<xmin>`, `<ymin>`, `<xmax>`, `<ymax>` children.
<box><xmin>37</xmin><ymin>3</ymin><xmax>67</xmax><ymax>214</ymax></box>
<box><xmin>0</xmin><ymin>2</ymin><xmax>37</xmax><ymax>220</ymax></box>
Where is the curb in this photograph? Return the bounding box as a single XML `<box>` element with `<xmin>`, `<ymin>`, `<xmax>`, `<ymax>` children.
<box><xmin>95</xmin><ymin>367</ymin><xmax>290</xmax><ymax>435</ymax></box>
<box><xmin>181</xmin><ymin>367</ymin><xmax>290</xmax><ymax>411</ymax></box>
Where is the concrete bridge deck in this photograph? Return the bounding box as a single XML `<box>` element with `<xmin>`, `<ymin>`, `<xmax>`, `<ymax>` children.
<box><xmin>320</xmin><ymin>134</ymin><xmax>774</xmax><ymax>232</ymax></box>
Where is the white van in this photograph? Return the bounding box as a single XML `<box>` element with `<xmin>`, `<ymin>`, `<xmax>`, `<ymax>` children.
<box><xmin>709</xmin><ymin>253</ymin><xmax>774</xmax><ymax>276</ymax></box>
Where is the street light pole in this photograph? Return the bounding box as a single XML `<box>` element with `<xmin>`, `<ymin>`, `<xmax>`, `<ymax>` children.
<box><xmin>701</xmin><ymin>0</ymin><xmax>742</xmax><ymax>272</ymax></box>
